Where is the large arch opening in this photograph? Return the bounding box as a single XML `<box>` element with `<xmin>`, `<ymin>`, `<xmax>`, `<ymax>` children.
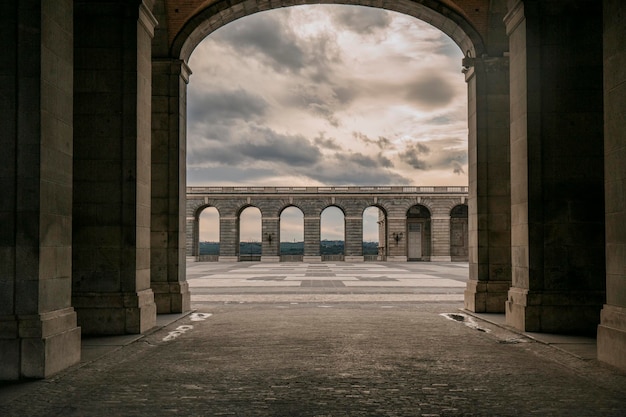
<box><xmin>406</xmin><ymin>204</ymin><xmax>432</xmax><ymax>261</ymax></box>
<box><xmin>198</xmin><ymin>206</ymin><xmax>220</xmax><ymax>261</ymax></box>
<box><xmin>149</xmin><ymin>0</ymin><xmax>510</xmax><ymax>321</ymax></box>
<box><xmin>280</xmin><ymin>206</ymin><xmax>304</xmax><ymax>261</ymax></box>
<box><xmin>450</xmin><ymin>204</ymin><xmax>468</xmax><ymax>262</ymax></box>
<box><xmin>321</xmin><ymin>206</ymin><xmax>346</xmax><ymax>261</ymax></box>
<box><xmin>238</xmin><ymin>206</ymin><xmax>262</xmax><ymax>261</ymax></box>
<box><xmin>363</xmin><ymin>206</ymin><xmax>386</xmax><ymax>261</ymax></box>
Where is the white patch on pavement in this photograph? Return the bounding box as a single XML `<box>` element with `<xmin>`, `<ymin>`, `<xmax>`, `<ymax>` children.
<box><xmin>163</xmin><ymin>325</ymin><xmax>194</xmax><ymax>341</ymax></box>
<box><xmin>190</xmin><ymin>312</ymin><xmax>212</xmax><ymax>321</ymax></box>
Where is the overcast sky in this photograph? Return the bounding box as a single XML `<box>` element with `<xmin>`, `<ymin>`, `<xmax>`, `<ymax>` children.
<box><xmin>187</xmin><ymin>5</ymin><xmax>468</xmax><ymax>241</ymax></box>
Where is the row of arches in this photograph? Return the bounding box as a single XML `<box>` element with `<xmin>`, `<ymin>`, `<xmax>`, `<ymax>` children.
<box><xmin>193</xmin><ymin>203</ymin><xmax>468</xmax><ymax>261</ymax></box>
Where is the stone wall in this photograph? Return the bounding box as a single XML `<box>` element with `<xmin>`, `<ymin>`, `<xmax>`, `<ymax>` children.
<box><xmin>186</xmin><ymin>186</ymin><xmax>469</xmax><ymax>262</ymax></box>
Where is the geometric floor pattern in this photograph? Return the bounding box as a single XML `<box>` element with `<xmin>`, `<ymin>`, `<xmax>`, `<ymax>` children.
<box><xmin>188</xmin><ymin>261</ymin><xmax>468</xmax><ymax>304</ymax></box>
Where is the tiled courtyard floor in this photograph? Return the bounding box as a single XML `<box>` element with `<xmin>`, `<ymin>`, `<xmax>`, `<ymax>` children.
<box><xmin>1</xmin><ymin>262</ymin><xmax>625</xmax><ymax>416</ymax></box>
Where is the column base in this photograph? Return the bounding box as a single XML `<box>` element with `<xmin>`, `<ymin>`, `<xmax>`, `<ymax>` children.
<box><xmin>430</xmin><ymin>256</ymin><xmax>452</xmax><ymax>262</ymax></box>
<box><xmin>303</xmin><ymin>256</ymin><xmax>322</xmax><ymax>262</ymax></box>
<box><xmin>387</xmin><ymin>256</ymin><xmax>407</xmax><ymax>262</ymax></box>
<box><xmin>0</xmin><ymin>308</ymin><xmax>81</xmax><ymax>380</ymax></box>
<box><xmin>344</xmin><ymin>256</ymin><xmax>364</xmax><ymax>262</ymax></box>
<box><xmin>464</xmin><ymin>279</ymin><xmax>510</xmax><ymax>313</ymax></box>
<box><xmin>218</xmin><ymin>256</ymin><xmax>239</xmax><ymax>262</ymax></box>
<box><xmin>598</xmin><ymin>304</ymin><xmax>626</xmax><ymax>371</ymax></box>
<box><xmin>261</xmin><ymin>256</ymin><xmax>281</xmax><ymax>262</ymax></box>
<box><xmin>505</xmin><ymin>287</ymin><xmax>604</xmax><ymax>335</ymax></box>
<box><xmin>73</xmin><ymin>289</ymin><xmax>157</xmax><ymax>335</ymax></box>
<box><xmin>152</xmin><ymin>281</ymin><xmax>191</xmax><ymax>314</ymax></box>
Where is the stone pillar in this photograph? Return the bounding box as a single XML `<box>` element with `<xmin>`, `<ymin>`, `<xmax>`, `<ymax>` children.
<box><xmin>303</xmin><ymin>216</ymin><xmax>321</xmax><ymax>262</ymax></box>
<box><xmin>597</xmin><ymin>0</ymin><xmax>626</xmax><ymax>371</ymax></box>
<box><xmin>345</xmin><ymin>216</ymin><xmax>364</xmax><ymax>262</ymax></box>
<box><xmin>504</xmin><ymin>0</ymin><xmax>605</xmax><ymax>334</ymax></box>
<box><xmin>219</xmin><ymin>216</ymin><xmax>238</xmax><ymax>262</ymax></box>
<box><xmin>261</xmin><ymin>217</ymin><xmax>280</xmax><ymax>262</ymax></box>
<box><xmin>150</xmin><ymin>58</ymin><xmax>191</xmax><ymax>313</ymax></box>
<box><xmin>186</xmin><ymin>216</ymin><xmax>197</xmax><ymax>257</ymax></box>
<box><xmin>72</xmin><ymin>1</ymin><xmax>157</xmax><ymax>335</ymax></box>
<box><xmin>386</xmin><ymin>217</ymin><xmax>407</xmax><ymax>262</ymax></box>
<box><xmin>0</xmin><ymin>0</ymin><xmax>81</xmax><ymax>380</ymax></box>
<box><xmin>463</xmin><ymin>54</ymin><xmax>512</xmax><ymax>313</ymax></box>
<box><xmin>430</xmin><ymin>216</ymin><xmax>452</xmax><ymax>262</ymax></box>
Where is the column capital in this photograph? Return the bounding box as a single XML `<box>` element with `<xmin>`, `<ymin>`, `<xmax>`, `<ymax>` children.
<box><xmin>504</xmin><ymin>0</ymin><xmax>525</xmax><ymax>35</ymax></box>
<box><xmin>138</xmin><ymin>2</ymin><xmax>158</xmax><ymax>37</ymax></box>
<box><xmin>152</xmin><ymin>58</ymin><xmax>192</xmax><ymax>83</ymax></box>
<box><xmin>463</xmin><ymin>55</ymin><xmax>510</xmax><ymax>80</ymax></box>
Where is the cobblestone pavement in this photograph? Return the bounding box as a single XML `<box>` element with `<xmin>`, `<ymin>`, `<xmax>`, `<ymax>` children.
<box><xmin>1</xmin><ymin>262</ymin><xmax>625</xmax><ymax>416</ymax></box>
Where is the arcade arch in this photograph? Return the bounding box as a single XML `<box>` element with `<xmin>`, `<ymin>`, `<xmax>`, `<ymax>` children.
<box><xmin>320</xmin><ymin>206</ymin><xmax>346</xmax><ymax>260</ymax></box>
<box><xmin>450</xmin><ymin>204</ymin><xmax>468</xmax><ymax>262</ymax></box>
<box><xmin>363</xmin><ymin>206</ymin><xmax>386</xmax><ymax>260</ymax></box>
<box><xmin>406</xmin><ymin>204</ymin><xmax>432</xmax><ymax>261</ymax></box>
<box><xmin>280</xmin><ymin>206</ymin><xmax>305</xmax><ymax>261</ymax></box>
<box><xmin>198</xmin><ymin>206</ymin><xmax>220</xmax><ymax>260</ymax></box>
<box><xmin>238</xmin><ymin>206</ymin><xmax>262</xmax><ymax>260</ymax></box>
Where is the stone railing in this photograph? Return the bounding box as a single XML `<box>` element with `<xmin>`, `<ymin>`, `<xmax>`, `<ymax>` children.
<box><xmin>186</xmin><ymin>185</ymin><xmax>469</xmax><ymax>194</ymax></box>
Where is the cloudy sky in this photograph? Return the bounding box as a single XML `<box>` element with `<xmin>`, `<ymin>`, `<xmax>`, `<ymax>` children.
<box><xmin>187</xmin><ymin>5</ymin><xmax>468</xmax><ymax>241</ymax></box>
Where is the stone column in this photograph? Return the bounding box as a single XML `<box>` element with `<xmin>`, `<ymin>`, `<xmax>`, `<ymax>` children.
<box><xmin>303</xmin><ymin>216</ymin><xmax>322</xmax><ymax>262</ymax></box>
<box><xmin>72</xmin><ymin>1</ymin><xmax>157</xmax><ymax>334</ymax></box>
<box><xmin>0</xmin><ymin>0</ymin><xmax>81</xmax><ymax>380</ymax></box>
<box><xmin>150</xmin><ymin>58</ymin><xmax>191</xmax><ymax>313</ymax></box>
<box><xmin>386</xmin><ymin>217</ymin><xmax>407</xmax><ymax>262</ymax></box>
<box><xmin>598</xmin><ymin>0</ymin><xmax>626</xmax><ymax>371</ymax></box>
<box><xmin>430</xmin><ymin>216</ymin><xmax>452</xmax><ymax>262</ymax></box>
<box><xmin>219</xmin><ymin>216</ymin><xmax>238</xmax><ymax>262</ymax></box>
<box><xmin>345</xmin><ymin>216</ymin><xmax>364</xmax><ymax>262</ymax></box>
<box><xmin>504</xmin><ymin>0</ymin><xmax>605</xmax><ymax>334</ymax></box>
<box><xmin>261</xmin><ymin>217</ymin><xmax>280</xmax><ymax>262</ymax></box>
<box><xmin>185</xmin><ymin>216</ymin><xmax>197</xmax><ymax>257</ymax></box>
<box><xmin>463</xmin><ymin>54</ymin><xmax>512</xmax><ymax>313</ymax></box>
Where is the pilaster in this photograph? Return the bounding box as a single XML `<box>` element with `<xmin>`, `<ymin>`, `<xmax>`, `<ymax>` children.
<box><xmin>462</xmin><ymin>51</ymin><xmax>511</xmax><ymax>313</ymax></box>
<box><xmin>261</xmin><ymin>216</ymin><xmax>280</xmax><ymax>261</ymax></box>
<box><xmin>151</xmin><ymin>57</ymin><xmax>192</xmax><ymax>313</ymax></box>
<box><xmin>504</xmin><ymin>0</ymin><xmax>605</xmax><ymax>334</ymax></box>
<box><xmin>430</xmin><ymin>216</ymin><xmax>451</xmax><ymax>262</ymax></box>
<box><xmin>344</xmin><ymin>216</ymin><xmax>363</xmax><ymax>259</ymax></box>
<box><xmin>0</xmin><ymin>0</ymin><xmax>81</xmax><ymax>379</ymax></box>
<box><xmin>386</xmin><ymin>217</ymin><xmax>407</xmax><ymax>261</ymax></box>
<box><xmin>598</xmin><ymin>0</ymin><xmax>626</xmax><ymax>370</ymax></box>
<box><xmin>304</xmin><ymin>216</ymin><xmax>321</xmax><ymax>259</ymax></box>
<box><xmin>219</xmin><ymin>216</ymin><xmax>238</xmax><ymax>259</ymax></box>
<box><xmin>73</xmin><ymin>0</ymin><xmax>157</xmax><ymax>334</ymax></box>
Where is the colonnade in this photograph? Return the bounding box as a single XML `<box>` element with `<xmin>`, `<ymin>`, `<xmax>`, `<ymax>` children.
<box><xmin>186</xmin><ymin>186</ymin><xmax>469</xmax><ymax>262</ymax></box>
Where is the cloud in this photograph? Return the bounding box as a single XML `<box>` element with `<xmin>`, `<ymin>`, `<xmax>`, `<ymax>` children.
<box><xmin>188</xmin><ymin>88</ymin><xmax>268</xmax><ymax>125</ymax></box>
<box><xmin>188</xmin><ymin>125</ymin><xmax>322</xmax><ymax>167</ymax></box>
<box><xmin>332</xmin><ymin>6</ymin><xmax>392</xmax><ymax>34</ymax></box>
<box><xmin>398</xmin><ymin>138</ymin><xmax>467</xmax><ymax>175</ymax></box>
<box><xmin>213</xmin><ymin>13</ymin><xmax>305</xmax><ymax>73</ymax></box>
<box><xmin>186</xmin><ymin>5</ymin><xmax>468</xmax><ymax>188</ymax></box>
<box><xmin>399</xmin><ymin>145</ymin><xmax>428</xmax><ymax>170</ymax></box>
<box><xmin>353</xmin><ymin>132</ymin><xmax>394</xmax><ymax>150</ymax></box>
<box><xmin>314</xmin><ymin>133</ymin><xmax>342</xmax><ymax>150</ymax></box>
<box><xmin>405</xmin><ymin>75</ymin><xmax>457</xmax><ymax>109</ymax></box>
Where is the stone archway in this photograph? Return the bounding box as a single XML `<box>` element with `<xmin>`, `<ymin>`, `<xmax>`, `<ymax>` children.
<box><xmin>4</xmin><ymin>0</ymin><xmax>623</xmax><ymax>381</ymax></box>
<box><xmin>149</xmin><ymin>0</ymin><xmax>511</xmax><ymax>317</ymax></box>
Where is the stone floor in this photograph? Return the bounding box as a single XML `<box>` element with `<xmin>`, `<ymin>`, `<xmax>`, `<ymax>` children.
<box><xmin>1</xmin><ymin>262</ymin><xmax>625</xmax><ymax>416</ymax></box>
